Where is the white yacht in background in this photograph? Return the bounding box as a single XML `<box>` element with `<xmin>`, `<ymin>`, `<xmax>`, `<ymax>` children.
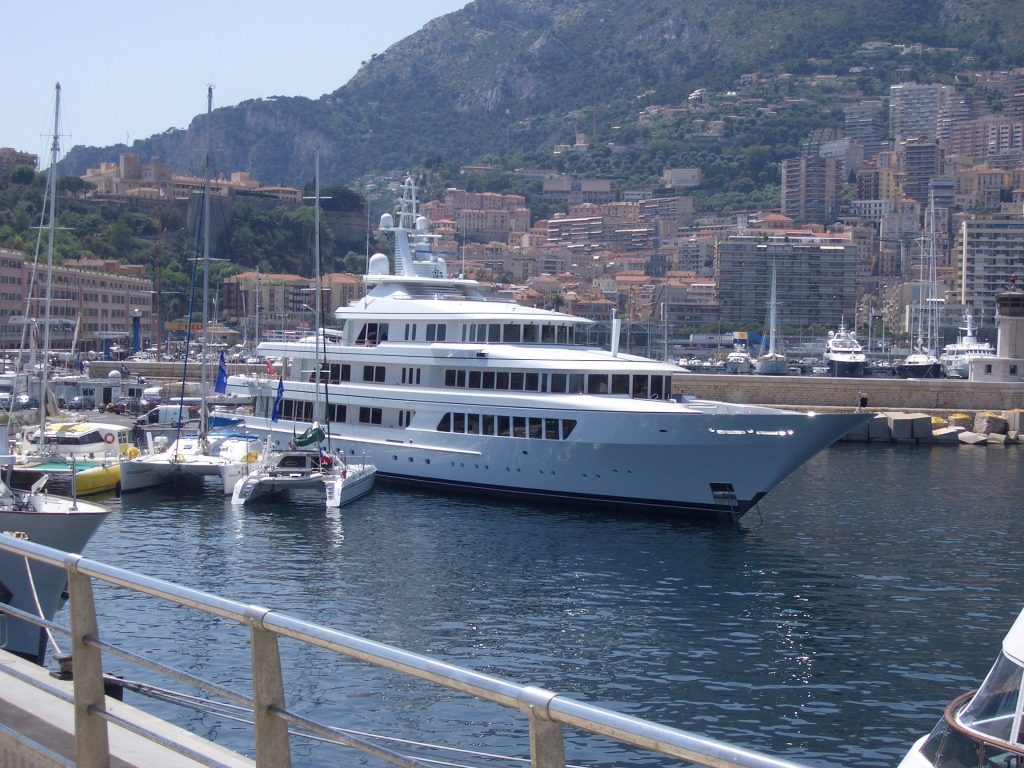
<box><xmin>723</xmin><ymin>346</ymin><xmax>753</xmax><ymax>374</ymax></box>
<box><xmin>225</xmin><ymin>178</ymin><xmax>868</xmax><ymax>520</ymax></box>
<box><xmin>939</xmin><ymin>313</ymin><xmax>995</xmax><ymax>379</ymax></box>
<box><xmin>823</xmin><ymin>321</ymin><xmax>866</xmax><ymax>377</ymax></box>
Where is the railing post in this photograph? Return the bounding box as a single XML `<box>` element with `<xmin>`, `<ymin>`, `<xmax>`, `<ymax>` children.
<box><xmin>247</xmin><ymin>606</ymin><xmax>291</xmax><ymax>768</ymax></box>
<box><xmin>519</xmin><ymin>686</ymin><xmax>566</xmax><ymax>768</ymax></box>
<box><xmin>66</xmin><ymin>564</ymin><xmax>110</xmax><ymax>768</ymax></box>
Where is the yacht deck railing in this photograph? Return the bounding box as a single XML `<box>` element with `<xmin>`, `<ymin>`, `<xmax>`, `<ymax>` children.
<box><xmin>0</xmin><ymin>534</ymin><xmax>810</xmax><ymax>768</ymax></box>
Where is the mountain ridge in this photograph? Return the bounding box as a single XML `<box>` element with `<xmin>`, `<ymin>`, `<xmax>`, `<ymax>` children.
<box><xmin>59</xmin><ymin>0</ymin><xmax>1024</xmax><ymax>188</ymax></box>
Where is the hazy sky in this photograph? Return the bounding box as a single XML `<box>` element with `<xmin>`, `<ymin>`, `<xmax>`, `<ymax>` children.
<box><xmin>5</xmin><ymin>1</ymin><xmax>469</xmax><ymax>164</ymax></box>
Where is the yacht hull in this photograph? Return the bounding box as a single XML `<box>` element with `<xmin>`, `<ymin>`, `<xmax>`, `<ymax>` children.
<box><xmin>240</xmin><ymin>407</ymin><xmax>867</xmax><ymax>519</ymax></box>
<box><xmin>0</xmin><ymin>500</ymin><xmax>108</xmax><ymax>663</ymax></box>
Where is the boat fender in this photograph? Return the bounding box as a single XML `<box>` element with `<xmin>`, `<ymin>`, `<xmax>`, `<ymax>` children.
<box><xmin>244</xmin><ymin>451</ymin><xmax>259</xmax><ymax>463</ymax></box>
<box><xmin>127</xmin><ymin>447</ymin><xmax>140</xmax><ymax>459</ymax></box>
<box><xmin>103</xmin><ymin>433</ymin><xmax>115</xmax><ymax>444</ymax></box>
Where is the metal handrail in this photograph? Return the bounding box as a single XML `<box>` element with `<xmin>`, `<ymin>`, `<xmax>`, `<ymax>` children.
<box><xmin>0</xmin><ymin>534</ymin><xmax>810</xmax><ymax>768</ymax></box>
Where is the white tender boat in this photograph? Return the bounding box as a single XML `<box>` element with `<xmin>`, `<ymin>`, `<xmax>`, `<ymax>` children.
<box><xmin>225</xmin><ymin>178</ymin><xmax>868</xmax><ymax>520</ymax></box>
<box><xmin>899</xmin><ymin>606</ymin><xmax>1024</xmax><ymax>767</ymax></box>
<box><xmin>231</xmin><ymin>441</ymin><xmax>376</xmax><ymax>508</ymax></box>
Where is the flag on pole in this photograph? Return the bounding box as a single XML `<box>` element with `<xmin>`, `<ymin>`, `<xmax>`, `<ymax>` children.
<box><xmin>215</xmin><ymin>349</ymin><xmax>228</xmax><ymax>394</ymax></box>
<box><xmin>294</xmin><ymin>421</ymin><xmax>326</xmax><ymax>447</ymax></box>
<box><xmin>271</xmin><ymin>376</ymin><xmax>284</xmax><ymax>422</ymax></box>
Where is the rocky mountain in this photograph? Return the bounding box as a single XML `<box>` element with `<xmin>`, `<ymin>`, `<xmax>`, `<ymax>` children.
<box><xmin>60</xmin><ymin>0</ymin><xmax>1024</xmax><ymax>187</ymax></box>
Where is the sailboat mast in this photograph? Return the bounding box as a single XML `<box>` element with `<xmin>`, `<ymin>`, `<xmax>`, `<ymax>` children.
<box><xmin>200</xmin><ymin>85</ymin><xmax>212</xmax><ymax>440</ymax></box>
<box><xmin>39</xmin><ymin>82</ymin><xmax>61</xmax><ymax>440</ymax></box>
<box><xmin>314</xmin><ymin>148</ymin><xmax>323</xmax><ymax>421</ymax></box>
<box><xmin>768</xmin><ymin>262</ymin><xmax>778</xmax><ymax>355</ymax></box>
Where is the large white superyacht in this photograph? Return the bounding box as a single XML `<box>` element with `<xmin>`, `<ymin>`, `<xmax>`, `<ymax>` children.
<box><xmin>226</xmin><ymin>179</ymin><xmax>867</xmax><ymax>520</ymax></box>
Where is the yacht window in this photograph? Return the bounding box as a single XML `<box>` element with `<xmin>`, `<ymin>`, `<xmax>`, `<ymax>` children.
<box><xmin>415</xmin><ymin>368</ymin><xmax>421</xmax><ymax>384</ymax></box>
<box><xmin>497</xmin><ymin>415</ymin><xmax>511</xmax><ymax>436</ymax></box>
<box><xmin>632</xmin><ymin>376</ymin><xmax>650</xmax><ymax>399</ymax></box>
<box><xmin>541</xmin><ymin>325</ymin><xmax>555</xmax><ymax>343</ymax></box>
<box><xmin>488</xmin><ymin>324</ymin><xmax>501</xmax><ymax>342</ymax></box>
<box><xmin>568</xmin><ymin>374</ymin><xmax>584</xmax><ymax>394</ymax></box>
<box><xmin>557</xmin><ymin>326</ymin><xmax>568</xmax><ymax>344</ymax></box>
<box><xmin>445</xmin><ymin>369</ymin><xmax>456</xmax><ymax>387</ymax></box>
<box><xmin>588</xmin><ymin>374</ymin><xmax>608</xmax><ymax>394</ymax></box>
<box><xmin>456</xmin><ymin>370</ymin><xmax>466</xmax><ymax>387</ymax></box>
<box><xmin>467</xmin><ymin>414</ymin><xmax>480</xmax><ymax>434</ymax></box>
<box><xmin>503</xmin><ymin>323</ymin><xmax>520</xmax><ymax>342</ymax></box>
<box><xmin>363</xmin><ymin>365</ymin><xmax>385</xmax><ymax>383</ymax></box>
<box><xmin>483</xmin><ymin>371</ymin><xmax>495</xmax><ymax>389</ymax></box>
<box><xmin>496</xmin><ymin>371</ymin><xmax>509</xmax><ymax>389</ymax></box>
<box><xmin>512</xmin><ymin>416</ymin><xmax>526</xmax><ymax>437</ymax></box>
<box><xmin>437</xmin><ymin>413</ymin><xmax>451</xmax><ymax>432</ymax></box>
<box><xmin>562</xmin><ymin>419</ymin><xmax>577</xmax><ymax>439</ymax></box>
<box><xmin>651</xmin><ymin>376</ymin><xmax>666</xmax><ymax>399</ymax></box>
<box><xmin>550</xmin><ymin>373</ymin><xmax>567</xmax><ymax>393</ymax></box>
<box><xmin>523</xmin><ymin>325</ymin><xmax>539</xmax><ymax>343</ymax></box>
<box><xmin>528</xmin><ymin>417</ymin><xmax>543</xmax><ymax>439</ymax></box>
<box><xmin>328</xmin><ymin>363</ymin><xmax>350</xmax><ymax>384</ymax></box>
<box><xmin>611</xmin><ymin>374</ymin><xmax>629</xmax><ymax>394</ymax></box>
<box><xmin>426</xmin><ymin>323</ymin><xmax>446</xmax><ymax>342</ymax></box>
<box><xmin>544</xmin><ymin>419</ymin><xmax>559</xmax><ymax>439</ymax></box>
<box><xmin>358</xmin><ymin>407</ymin><xmax>382</xmax><ymax>425</ymax></box>
<box><xmin>453</xmin><ymin>412</ymin><xmax>465</xmax><ymax>433</ymax></box>
<box><xmin>482</xmin><ymin>414</ymin><xmax>495</xmax><ymax>435</ymax></box>
<box><xmin>525</xmin><ymin>373</ymin><xmax>540</xmax><ymax>391</ymax></box>
<box><xmin>469</xmin><ymin>371</ymin><xmax>482</xmax><ymax>388</ymax></box>
<box><xmin>510</xmin><ymin>372</ymin><xmax>524</xmax><ymax>390</ymax></box>
<box><xmin>327</xmin><ymin>403</ymin><xmax>346</xmax><ymax>423</ymax></box>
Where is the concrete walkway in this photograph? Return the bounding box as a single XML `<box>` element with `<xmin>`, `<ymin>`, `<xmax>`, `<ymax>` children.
<box><xmin>0</xmin><ymin>651</ymin><xmax>254</xmax><ymax>768</ymax></box>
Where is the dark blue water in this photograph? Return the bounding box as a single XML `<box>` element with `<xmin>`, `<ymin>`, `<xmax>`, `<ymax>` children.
<box><xmin>75</xmin><ymin>442</ymin><xmax>1024</xmax><ymax>767</ymax></box>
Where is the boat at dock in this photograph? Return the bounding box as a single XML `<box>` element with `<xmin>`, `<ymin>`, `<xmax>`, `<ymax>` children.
<box><xmin>898</xmin><ymin>604</ymin><xmax>1024</xmax><ymax>767</ymax></box>
<box><xmin>755</xmin><ymin>262</ymin><xmax>788</xmax><ymax>376</ymax></box>
<box><xmin>225</xmin><ymin>177</ymin><xmax>869</xmax><ymax>520</ymax></box>
<box><xmin>939</xmin><ymin>313</ymin><xmax>995</xmax><ymax>379</ymax></box>
<box><xmin>230</xmin><ymin>439</ymin><xmax>376</xmax><ymax>508</ymax></box>
<box><xmin>823</xmin><ymin>321</ymin><xmax>866</xmax><ymax>377</ymax></box>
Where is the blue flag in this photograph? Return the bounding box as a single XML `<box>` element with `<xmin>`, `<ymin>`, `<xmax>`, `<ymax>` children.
<box><xmin>215</xmin><ymin>349</ymin><xmax>228</xmax><ymax>394</ymax></box>
<box><xmin>271</xmin><ymin>376</ymin><xmax>284</xmax><ymax>422</ymax></box>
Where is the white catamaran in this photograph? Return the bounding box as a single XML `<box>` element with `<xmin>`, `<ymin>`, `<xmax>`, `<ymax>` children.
<box><xmin>226</xmin><ymin>178</ymin><xmax>868</xmax><ymax>520</ymax></box>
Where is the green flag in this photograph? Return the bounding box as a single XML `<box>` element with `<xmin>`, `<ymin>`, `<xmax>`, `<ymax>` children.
<box><xmin>294</xmin><ymin>422</ymin><xmax>325</xmax><ymax>447</ymax></box>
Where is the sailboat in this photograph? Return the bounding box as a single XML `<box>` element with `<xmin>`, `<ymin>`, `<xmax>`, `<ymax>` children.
<box><xmin>119</xmin><ymin>87</ymin><xmax>256</xmax><ymax>494</ymax></box>
<box><xmin>755</xmin><ymin>262</ymin><xmax>788</xmax><ymax>375</ymax></box>
<box><xmin>230</xmin><ymin>149</ymin><xmax>376</xmax><ymax>503</ymax></box>
<box><xmin>0</xmin><ymin>84</ymin><xmax>109</xmax><ymax>665</ymax></box>
<box><xmin>9</xmin><ymin>85</ymin><xmax>123</xmax><ymax>496</ymax></box>
<box><xmin>895</xmin><ymin>198</ymin><xmax>942</xmax><ymax>379</ymax></box>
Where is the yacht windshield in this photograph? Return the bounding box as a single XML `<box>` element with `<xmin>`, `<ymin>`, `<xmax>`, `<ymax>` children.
<box><xmin>959</xmin><ymin>652</ymin><xmax>1023</xmax><ymax>744</ymax></box>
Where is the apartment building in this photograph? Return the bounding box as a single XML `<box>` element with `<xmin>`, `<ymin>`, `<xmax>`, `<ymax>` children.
<box><xmin>956</xmin><ymin>212</ymin><xmax>1024</xmax><ymax>325</ymax></box>
<box><xmin>889</xmin><ymin>83</ymin><xmax>952</xmax><ymax>142</ymax></box>
<box><xmin>780</xmin><ymin>155</ymin><xmax>841</xmax><ymax>226</ymax></box>
<box><xmin>0</xmin><ymin>148</ymin><xmax>39</xmax><ymax>182</ymax></box>
<box><xmin>716</xmin><ymin>233</ymin><xmax>860</xmax><ymax>328</ymax></box>
<box><xmin>0</xmin><ymin>248</ymin><xmax>155</xmax><ymax>355</ymax></box>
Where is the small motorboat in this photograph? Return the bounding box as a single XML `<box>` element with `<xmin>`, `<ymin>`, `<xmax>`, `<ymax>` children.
<box><xmin>231</xmin><ymin>441</ymin><xmax>376</xmax><ymax>508</ymax></box>
<box><xmin>899</xmin><ymin>605</ymin><xmax>1024</xmax><ymax>767</ymax></box>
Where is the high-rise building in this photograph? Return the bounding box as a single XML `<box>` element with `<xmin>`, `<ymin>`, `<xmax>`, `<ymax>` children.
<box><xmin>889</xmin><ymin>83</ymin><xmax>952</xmax><ymax>142</ymax></box>
<box><xmin>845</xmin><ymin>100</ymin><xmax>888</xmax><ymax>159</ymax></box>
<box><xmin>717</xmin><ymin>233</ymin><xmax>860</xmax><ymax>328</ymax></box>
<box><xmin>957</xmin><ymin>212</ymin><xmax>1024</xmax><ymax>325</ymax></box>
<box><xmin>898</xmin><ymin>138</ymin><xmax>944</xmax><ymax>209</ymax></box>
<box><xmin>780</xmin><ymin>155</ymin><xmax>841</xmax><ymax>226</ymax></box>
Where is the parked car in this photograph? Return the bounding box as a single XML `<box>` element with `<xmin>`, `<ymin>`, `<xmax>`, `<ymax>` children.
<box><xmin>67</xmin><ymin>395</ymin><xmax>95</xmax><ymax>410</ymax></box>
<box><xmin>106</xmin><ymin>396</ymin><xmax>142</xmax><ymax>415</ymax></box>
<box><xmin>15</xmin><ymin>394</ymin><xmax>39</xmax><ymax>410</ymax></box>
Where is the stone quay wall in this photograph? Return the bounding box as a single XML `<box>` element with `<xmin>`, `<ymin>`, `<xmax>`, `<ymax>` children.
<box><xmin>673</xmin><ymin>373</ymin><xmax>1024</xmax><ymax>413</ymax></box>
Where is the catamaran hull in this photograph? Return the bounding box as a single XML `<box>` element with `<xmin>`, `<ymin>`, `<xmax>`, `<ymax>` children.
<box><xmin>0</xmin><ymin>500</ymin><xmax>108</xmax><ymax>663</ymax></box>
<box><xmin>241</xmin><ymin>409</ymin><xmax>866</xmax><ymax>519</ymax></box>
<box><xmin>120</xmin><ymin>457</ymin><xmax>246</xmax><ymax>495</ymax></box>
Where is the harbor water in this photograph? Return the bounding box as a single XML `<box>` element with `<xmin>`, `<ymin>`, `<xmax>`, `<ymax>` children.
<box><xmin>73</xmin><ymin>442</ymin><xmax>1024</xmax><ymax>767</ymax></box>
